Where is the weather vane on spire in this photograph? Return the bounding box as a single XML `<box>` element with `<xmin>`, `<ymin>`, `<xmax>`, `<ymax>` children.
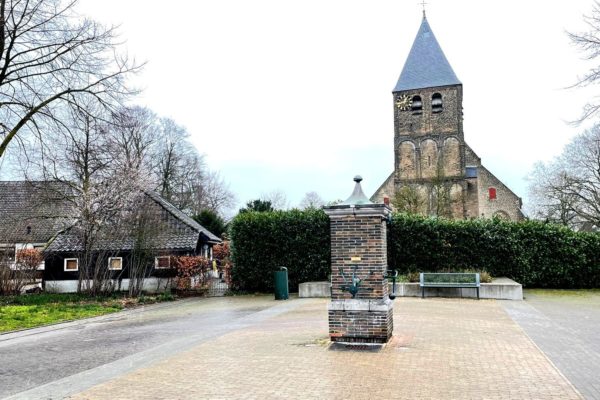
<box><xmin>420</xmin><ymin>0</ymin><xmax>428</xmax><ymax>17</ymax></box>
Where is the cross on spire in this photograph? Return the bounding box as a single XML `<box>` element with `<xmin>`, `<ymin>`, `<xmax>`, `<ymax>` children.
<box><xmin>420</xmin><ymin>0</ymin><xmax>428</xmax><ymax>17</ymax></box>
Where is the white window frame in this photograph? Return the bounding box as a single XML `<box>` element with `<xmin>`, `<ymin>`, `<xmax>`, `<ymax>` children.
<box><xmin>64</xmin><ymin>258</ymin><xmax>79</xmax><ymax>272</ymax></box>
<box><xmin>108</xmin><ymin>257</ymin><xmax>123</xmax><ymax>271</ymax></box>
<box><xmin>154</xmin><ymin>256</ymin><xmax>171</xmax><ymax>269</ymax></box>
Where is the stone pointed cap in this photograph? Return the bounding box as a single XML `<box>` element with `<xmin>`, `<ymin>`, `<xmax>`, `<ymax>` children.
<box><xmin>341</xmin><ymin>176</ymin><xmax>373</xmax><ymax>206</ymax></box>
<box><xmin>393</xmin><ymin>15</ymin><xmax>461</xmax><ymax>92</ymax></box>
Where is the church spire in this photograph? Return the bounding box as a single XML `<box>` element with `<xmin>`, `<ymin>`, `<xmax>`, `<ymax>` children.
<box><xmin>393</xmin><ymin>15</ymin><xmax>461</xmax><ymax>92</ymax></box>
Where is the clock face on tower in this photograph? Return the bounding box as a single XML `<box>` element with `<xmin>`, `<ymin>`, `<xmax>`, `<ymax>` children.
<box><xmin>395</xmin><ymin>95</ymin><xmax>411</xmax><ymax>111</ymax></box>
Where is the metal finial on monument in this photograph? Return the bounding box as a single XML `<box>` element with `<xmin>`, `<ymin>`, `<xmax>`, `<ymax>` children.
<box><xmin>341</xmin><ymin>175</ymin><xmax>373</xmax><ymax>206</ymax></box>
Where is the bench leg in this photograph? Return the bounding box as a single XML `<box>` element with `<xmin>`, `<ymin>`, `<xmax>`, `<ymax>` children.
<box><xmin>422</xmin><ymin>287</ymin><xmax>425</xmax><ymax>299</ymax></box>
<box><xmin>477</xmin><ymin>287</ymin><xmax>480</xmax><ymax>300</ymax></box>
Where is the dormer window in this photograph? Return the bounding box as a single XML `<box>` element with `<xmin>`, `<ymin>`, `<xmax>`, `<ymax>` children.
<box><xmin>411</xmin><ymin>95</ymin><xmax>422</xmax><ymax>114</ymax></box>
<box><xmin>432</xmin><ymin>93</ymin><xmax>443</xmax><ymax>113</ymax></box>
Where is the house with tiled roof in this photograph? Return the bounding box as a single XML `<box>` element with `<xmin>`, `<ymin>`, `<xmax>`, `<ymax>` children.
<box><xmin>0</xmin><ymin>181</ymin><xmax>74</xmax><ymax>270</ymax></box>
<box><xmin>0</xmin><ymin>181</ymin><xmax>221</xmax><ymax>293</ymax></box>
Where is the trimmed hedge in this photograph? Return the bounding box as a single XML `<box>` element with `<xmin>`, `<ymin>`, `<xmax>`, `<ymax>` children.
<box><xmin>229</xmin><ymin>209</ymin><xmax>330</xmax><ymax>292</ymax></box>
<box><xmin>388</xmin><ymin>214</ymin><xmax>600</xmax><ymax>288</ymax></box>
<box><xmin>229</xmin><ymin>210</ymin><xmax>600</xmax><ymax>291</ymax></box>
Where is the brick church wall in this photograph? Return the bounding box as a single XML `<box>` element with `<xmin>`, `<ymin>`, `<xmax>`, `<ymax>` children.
<box><xmin>477</xmin><ymin>166</ymin><xmax>524</xmax><ymax>220</ymax></box>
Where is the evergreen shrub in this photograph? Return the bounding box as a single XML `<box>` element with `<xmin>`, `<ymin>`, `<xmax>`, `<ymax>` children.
<box><xmin>388</xmin><ymin>214</ymin><xmax>600</xmax><ymax>288</ymax></box>
<box><xmin>229</xmin><ymin>209</ymin><xmax>330</xmax><ymax>292</ymax></box>
<box><xmin>229</xmin><ymin>211</ymin><xmax>600</xmax><ymax>290</ymax></box>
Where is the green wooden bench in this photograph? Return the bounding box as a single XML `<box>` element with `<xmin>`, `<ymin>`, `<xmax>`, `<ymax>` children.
<box><xmin>419</xmin><ymin>272</ymin><xmax>480</xmax><ymax>299</ymax></box>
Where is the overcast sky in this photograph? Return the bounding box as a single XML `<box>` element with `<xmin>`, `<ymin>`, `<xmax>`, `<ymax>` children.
<box><xmin>74</xmin><ymin>0</ymin><xmax>597</xmax><ymax>213</ymax></box>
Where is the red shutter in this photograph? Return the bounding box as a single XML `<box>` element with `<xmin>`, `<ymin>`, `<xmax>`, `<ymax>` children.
<box><xmin>488</xmin><ymin>187</ymin><xmax>497</xmax><ymax>200</ymax></box>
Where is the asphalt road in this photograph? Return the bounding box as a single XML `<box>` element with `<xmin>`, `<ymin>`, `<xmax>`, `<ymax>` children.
<box><xmin>0</xmin><ymin>295</ymin><xmax>295</xmax><ymax>400</ymax></box>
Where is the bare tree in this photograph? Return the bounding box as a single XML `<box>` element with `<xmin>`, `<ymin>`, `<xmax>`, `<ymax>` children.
<box><xmin>392</xmin><ymin>185</ymin><xmax>424</xmax><ymax>214</ymax></box>
<box><xmin>567</xmin><ymin>1</ymin><xmax>600</xmax><ymax>123</ymax></box>
<box><xmin>299</xmin><ymin>191</ymin><xmax>324</xmax><ymax>209</ymax></box>
<box><xmin>428</xmin><ymin>165</ymin><xmax>452</xmax><ymax>218</ymax></box>
<box><xmin>109</xmin><ymin>106</ymin><xmax>159</xmax><ymax>173</ymax></box>
<box><xmin>0</xmin><ymin>0</ymin><xmax>140</xmax><ymax>160</ymax></box>
<box><xmin>262</xmin><ymin>190</ymin><xmax>289</xmax><ymax>210</ymax></box>
<box><xmin>0</xmin><ymin>244</ymin><xmax>42</xmax><ymax>295</ymax></box>
<box><xmin>560</xmin><ymin>126</ymin><xmax>600</xmax><ymax>226</ymax></box>
<box><xmin>188</xmin><ymin>170</ymin><xmax>236</xmax><ymax>216</ymax></box>
<box><xmin>126</xmin><ymin>193</ymin><xmax>164</xmax><ymax>297</ymax></box>
<box><xmin>88</xmin><ymin>106</ymin><xmax>235</xmax><ymax>217</ymax></box>
<box><xmin>22</xmin><ymin>100</ymin><xmax>151</xmax><ymax>294</ymax></box>
<box><xmin>527</xmin><ymin>161</ymin><xmax>580</xmax><ymax>227</ymax></box>
<box><xmin>155</xmin><ymin>119</ymin><xmax>198</xmax><ymax>199</ymax></box>
<box><xmin>527</xmin><ymin>124</ymin><xmax>600</xmax><ymax>228</ymax></box>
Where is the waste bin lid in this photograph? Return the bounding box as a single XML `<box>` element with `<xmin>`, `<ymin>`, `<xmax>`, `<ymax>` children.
<box><xmin>277</xmin><ymin>266</ymin><xmax>287</xmax><ymax>271</ymax></box>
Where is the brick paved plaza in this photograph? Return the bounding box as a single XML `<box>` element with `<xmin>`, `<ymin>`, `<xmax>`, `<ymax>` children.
<box><xmin>69</xmin><ymin>297</ymin><xmax>581</xmax><ymax>400</ymax></box>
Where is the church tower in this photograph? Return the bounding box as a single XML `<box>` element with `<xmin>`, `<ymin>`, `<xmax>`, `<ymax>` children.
<box><xmin>372</xmin><ymin>13</ymin><xmax>524</xmax><ymax>220</ymax></box>
<box><xmin>392</xmin><ymin>13</ymin><xmax>467</xmax><ymax>218</ymax></box>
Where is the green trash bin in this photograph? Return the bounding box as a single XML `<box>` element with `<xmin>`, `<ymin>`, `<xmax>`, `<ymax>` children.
<box><xmin>274</xmin><ymin>266</ymin><xmax>289</xmax><ymax>300</ymax></box>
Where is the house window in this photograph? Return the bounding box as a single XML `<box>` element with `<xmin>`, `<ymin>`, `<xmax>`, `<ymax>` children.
<box><xmin>466</xmin><ymin>166</ymin><xmax>477</xmax><ymax>178</ymax></box>
<box><xmin>64</xmin><ymin>258</ymin><xmax>79</xmax><ymax>272</ymax></box>
<box><xmin>411</xmin><ymin>95</ymin><xmax>422</xmax><ymax>114</ymax></box>
<box><xmin>108</xmin><ymin>257</ymin><xmax>123</xmax><ymax>271</ymax></box>
<box><xmin>432</xmin><ymin>93</ymin><xmax>443</xmax><ymax>113</ymax></box>
<box><xmin>488</xmin><ymin>187</ymin><xmax>497</xmax><ymax>200</ymax></box>
<box><xmin>155</xmin><ymin>256</ymin><xmax>171</xmax><ymax>269</ymax></box>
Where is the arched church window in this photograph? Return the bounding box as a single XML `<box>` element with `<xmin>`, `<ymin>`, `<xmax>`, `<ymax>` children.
<box><xmin>411</xmin><ymin>95</ymin><xmax>422</xmax><ymax>114</ymax></box>
<box><xmin>432</xmin><ymin>93</ymin><xmax>443</xmax><ymax>113</ymax></box>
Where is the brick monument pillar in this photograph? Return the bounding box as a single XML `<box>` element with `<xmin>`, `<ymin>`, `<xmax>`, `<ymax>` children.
<box><xmin>323</xmin><ymin>176</ymin><xmax>393</xmax><ymax>344</ymax></box>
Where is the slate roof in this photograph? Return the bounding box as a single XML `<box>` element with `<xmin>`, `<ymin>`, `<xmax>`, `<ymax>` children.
<box><xmin>45</xmin><ymin>227</ymin><xmax>202</xmax><ymax>252</ymax></box>
<box><xmin>45</xmin><ymin>190</ymin><xmax>221</xmax><ymax>253</ymax></box>
<box><xmin>0</xmin><ymin>181</ymin><xmax>74</xmax><ymax>245</ymax></box>
<box><xmin>394</xmin><ymin>15</ymin><xmax>461</xmax><ymax>92</ymax></box>
<box><xmin>145</xmin><ymin>191</ymin><xmax>221</xmax><ymax>243</ymax></box>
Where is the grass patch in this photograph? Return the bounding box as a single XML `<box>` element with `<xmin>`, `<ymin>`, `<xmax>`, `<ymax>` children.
<box><xmin>0</xmin><ymin>292</ymin><xmax>177</xmax><ymax>333</ymax></box>
<box><xmin>0</xmin><ymin>303</ymin><xmax>121</xmax><ymax>332</ymax></box>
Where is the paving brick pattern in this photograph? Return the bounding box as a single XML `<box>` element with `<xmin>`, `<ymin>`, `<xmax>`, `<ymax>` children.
<box><xmin>503</xmin><ymin>291</ymin><xmax>600</xmax><ymax>400</ymax></box>
<box><xmin>70</xmin><ymin>298</ymin><xmax>580</xmax><ymax>400</ymax></box>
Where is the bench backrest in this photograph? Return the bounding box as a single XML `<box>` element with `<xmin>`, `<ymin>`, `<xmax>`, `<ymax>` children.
<box><xmin>419</xmin><ymin>272</ymin><xmax>480</xmax><ymax>287</ymax></box>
